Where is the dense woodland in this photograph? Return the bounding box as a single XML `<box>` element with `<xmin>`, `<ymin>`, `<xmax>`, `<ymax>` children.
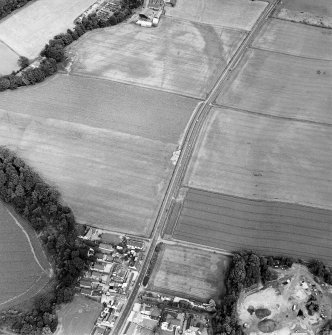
<box><xmin>0</xmin><ymin>146</ymin><xmax>95</xmax><ymax>334</ymax></box>
<box><xmin>0</xmin><ymin>0</ymin><xmax>32</xmax><ymax>20</ymax></box>
<box><xmin>212</xmin><ymin>251</ymin><xmax>332</xmax><ymax>335</ymax></box>
<box><xmin>0</xmin><ymin>0</ymin><xmax>143</xmax><ymax>91</ymax></box>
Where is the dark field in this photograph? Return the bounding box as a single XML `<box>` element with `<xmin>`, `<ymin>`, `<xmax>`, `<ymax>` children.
<box><xmin>173</xmin><ymin>188</ymin><xmax>332</xmax><ymax>265</ymax></box>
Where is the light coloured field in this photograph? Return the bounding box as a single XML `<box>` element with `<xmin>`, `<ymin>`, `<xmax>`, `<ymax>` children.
<box><xmin>0</xmin><ymin>75</ymin><xmax>198</xmax><ymax>144</ymax></box>
<box><xmin>0</xmin><ymin>75</ymin><xmax>199</xmax><ymax>236</ymax></box>
<box><xmin>69</xmin><ymin>17</ymin><xmax>246</xmax><ymax>98</ymax></box>
<box><xmin>217</xmin><ymin>48</ymin><xmax>332</xmax><ymax>124</ymax></box>
<box><xmin>0</xmin><ymin>41</ymin><xmax>19</xmax><ymax>76</ymax></box>
<box><xmin>184</xmin><ymin>107</ymin><xmax>332</xmax><ymax>210</ymax></box>
<box><xmin>0</xmin><ymin>203</ymin><xmax>48</xmax><ymax>308</ymax></box>
<box><xmin>149</xmin><ymin>244</ymin><xmax>230</xmax><ymax>301</ymax></box>
<box><xmin>253</xmin><ymin>19</ymin><xmax>332</xmax><ymax>60</ymax></box>
<box><xmin>0</xmin><ymin>0</ymin><xmax>97</xmax><ymax>58</ymax></box>
<box><xmin>165</xmin><ymin>0</ymin><xmax>267</xmax><ymax>31</ymax></box>
<box><xmin>54</xmin><ymin>295</ymin><xmax>101</xmax><ymax>335</ymax></box>
<box><xmin>173</xmin><ymin>188</ymin><xmax>332</xmax><ymax>265</ymax></box>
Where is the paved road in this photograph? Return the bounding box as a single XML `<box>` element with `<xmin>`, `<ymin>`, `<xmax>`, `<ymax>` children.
<box><xmin>112</xmin><ymin>1</ymin><xmax>280</xmax><ymax>333</ymax></box>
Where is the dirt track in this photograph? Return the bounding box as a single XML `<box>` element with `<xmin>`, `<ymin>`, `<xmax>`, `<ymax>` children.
<box><xmin>173</xmin><ymin>188</ymin><xmax>332</xmax><ymax>265</ymax></box>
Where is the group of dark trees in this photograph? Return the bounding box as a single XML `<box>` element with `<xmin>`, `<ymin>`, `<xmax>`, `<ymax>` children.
<box><xmin>0</xmin><ymin>146</ymin><xmax>96</xmax><ymax>334</ymax></box>
<box><xmin>212</xmin><ymin>251</ymin><xmax>296</xmax><ymax>335</ymax></box>
<box><xmin>308</xmin><ymin>259</ymin><xmax>332</xmax><ymax>285</ymax></box>
<box><xmin>0</xmin><ymin>0</ymin><xmax>143</xmax><ymax>92</ymax></box>
<box><xmin>0</xmin><ymin>0</ymin><xmax>32</xmax><ymax>20</ymax></box>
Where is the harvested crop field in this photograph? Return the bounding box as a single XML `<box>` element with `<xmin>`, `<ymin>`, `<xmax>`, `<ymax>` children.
<box><xmin>165</xmin><ymin>0</ymin><xmax>267</xmax><ymax>31</ymax></box>
<box><xmin>0</xmin><ymin>41</ymin><xmax>19</xmax><ymax>76</ymax></box>
<box><xmin>216</xmin><ymin>48</ymin><xmax>332</xmax><ymax>124</ymax></box>
<box><xmin>253</xmin><ymin>19</ymin><xmax>332</xmax><ymax>60</ymax></box>
<box><xmin>0</xmin><ymin>0</ymin><xmax>97</xmax><ymax>59</ymax></box>
<box><xmin>148</xmin><ymin>244</ymin><xmax>230</xmax><ymax>301</ymax></box>
<box><xmin>54</xmin><ymin>295</ymin><xmax>101</xmax><ymax>335</ymax></box>
<box><xmin>69</xmin><ymin>17</ymin><xmax>246</xmax><ymax>98</ymax></box>
<box><xmin>184</xmin><ymin>107</ymin><xmax>332</xmax><ymax>210</ymax></box>
<box><xmin>0</xmin><ymin>203</ymin><xmax>49</xmax><ymax>308</ymax></box>
<box><xmin>0</xmin><ymin>75</ymin><xmax>199</xmax><ymax>236</ymax></box>
<box><xmin>172</xmin><ymin>188</ymin><xmax>332</xmax><ymax>265</ymax></box>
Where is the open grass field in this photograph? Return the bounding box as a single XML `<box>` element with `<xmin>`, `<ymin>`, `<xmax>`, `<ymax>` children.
<box><xmin>0</xmin><ymin>41</ymin><xmax>19</xmax><ymax>76</ymax></box>
<box><xmin>216</xmin><ymin>48</ymin><xmax>332</xmax><ymax>124</ymax></box>
<box><xmin>278</xmin><ymin>0</ymin><xmax>332</xmax><ymax>18</ymax></box>
<box><xmin>0</xmin><ymin>203</ymin><xmax>49</xmax><ymax>308</ymax></box>
<box><xmin>148</xmin><ymin>244</ymin><xmax>230</xmax><ymax>301</ymax></box>
<box><xmin>0</xmin><ymin>75</ymin><xmax>199</xmax><ymax>236</ymax></box>
<box><xmin>165</xmin><ymin>0</ymin><xmax>267</xmax><ymax>31</ymax></box>
<box><xmin>0</xmin><ymin>0</ymin><xmax>97</xmax><ymax>59</ymax></box>
<box><xmin>54</xmin><ymin>295</ymin><xmax>101</xmax><ymax>335</ymax></box>
<box><xmin>69</xmin><ymin>17</ymin><xmax>246</xmax><ymax>98</ymax></box>
<box><xmin>184</xmin><ymin>107</ymin><xmax>332</xmax><ymax>210</ymax></box>
<box><xmin>253</xmin><ymin>19</ymin><xmax>332</xmax><ymax>60</ymax></box>
<box><xmin>172</xmin><ymin>188</ymin><xmax>332</xmax><ymax>265</ymax></box>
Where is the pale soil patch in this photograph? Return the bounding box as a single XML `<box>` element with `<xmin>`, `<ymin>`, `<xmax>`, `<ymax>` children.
<box><xmin>217</xmin><ymin>48</ymin><xmax>332</xmax><ymax>124</ymax></box>
<box><xmin>54</xmin><ymin>295</ymin><xmax>102</xmax><ymax>335</ymax></box>
<box><xmin>149</xmin><ymin>244</ymin><xmax>230</xmax><ymax>301</ymax></box>
<box><xmin>69</xmin><ymin>17</ymin><xmax>246</xmax><ymax>98</ymax></box>
<box><xmin>0</xmin><ymin>109</ymin><xmax>174</xmax><ymax>237</ymax></box>
<box><xmin>0</xmin><ymin>202</ymin><xmax>48</xmax><ymax>308</ymax></box>
<box><xmin>0</xmin><ymin>0</ymin><xmax>97</xmax><ymax>58</ymax></box>
<box><xmin>165</xmin><ymin>0</ymin><xmax>267</xmax><ymax>31</ymax></box>
<box><xmin>184</xmin><ymin>107</ymin><xmax>332</xmax><ymax>211</ymax></box>
<box><xmin>253</xmin><ymin>19</ymin><xmax>332</xmax><ymax>60</ymax></box>
<box><xmin>0</xmin><ymin>41</ymin><xmax>19</xmax><ymax>76</ymax></box>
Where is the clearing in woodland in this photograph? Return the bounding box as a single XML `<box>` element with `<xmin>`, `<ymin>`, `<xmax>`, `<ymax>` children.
<box><xmin>216</xmin><ymin>48</ymin><xmax>332</xmax><ymax>124</ymax></box>
<box><xmin>165</xmin><ymin>0</ymin><xmax>267</xmax><ymax>31</ymax></box>
<box><xmin>0</xmin><ymin>203</ymin><xmax>49</xmax><ymax>309</ymax></box>
<box><xmin>148</xmin><ymin>244</ymin><xmax>230</xmax><ymax>302</ymax></box>
<box><xmin>0</xmin><ymin>75</ymin><xmax>199</xmax><ymax>236</ymax></box>
<box><xmin>0</xmin><ymin>0</ymin><xmax>97</xmax><ymax>59</ymax></box>
<box><xmin>69</xmin><ymin>17</ymin><xmax>246</xmax><ymax>98</ymax></box>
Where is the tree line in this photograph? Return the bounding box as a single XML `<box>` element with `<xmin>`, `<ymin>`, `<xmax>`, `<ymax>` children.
<box><xmin>0</xmin><ymin>146</ymin><xmax>96</xmax><ymax>334</ymax></box>
<box><xmin>0</xmin><ymin>0</ymin><xmax>33</xmax><ymax>20</ymax></box>
<box><xmin>0</xmin><ymin>0</ymin><xmax>143</xmax><ymax>92</ymax></box>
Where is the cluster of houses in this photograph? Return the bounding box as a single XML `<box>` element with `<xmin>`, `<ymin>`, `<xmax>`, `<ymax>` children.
<box><xmin>78</xmin><ymin>228</ymin><xmax>146</xmax><ymax>335</ymax></box>
<box><xmin>74</xmin><ymin>0</ymin><xmax>122</xmax><ymax>23</ymax></box>
<box><xmin>122</xmin><ymin>292</ymin><xmax>212</xmax><ymax>335</ymax></box>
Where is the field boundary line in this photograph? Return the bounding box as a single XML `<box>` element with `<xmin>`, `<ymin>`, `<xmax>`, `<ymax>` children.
<box><xmin>6</xmin><ymin>208</ymin><xmax>47</xmax><ymax>273</ymax></box>
<box><xmin>0</xmin><ymin>39</ymin><xmax>20</xmax><ymax>56</ymax></box>
<box><xmin>212</xmin><ymin>103</ymin><xmax>332</xmax><ymax>128</ymax></box>
<box><xmin>272</xmin><ymin>16</ymin><xmax>332</xmax><ymax>31</ymax></box>
<box><xmin>63</xmin><ymin>72</ymin><xmax>204</xmax><ymax>101</ymax></box>
<box><xmin>250</xmin><ymin>45</ymin><xmax>332</xmax><ymax>62</ymax></box>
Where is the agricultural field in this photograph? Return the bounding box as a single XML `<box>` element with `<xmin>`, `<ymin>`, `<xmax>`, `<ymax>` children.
<box><xmin>172</xmin><ymin>188</ymin><xmax>332</xmax><ymax>265</ymax></box>
<box><xmin>54</xmin><ymin>295</ymin><xmax>101</xmax><ymax>335</ymax></box>
<box><xmin>0</xmin><ymin>203</ymin><xmax>49</xmax><ymax>309</ymax></box>
<box><xmin>253</xmin><ymin>19</ymin><xmax>332</xmax><ymax>60</ymax></box>
<box><xmin>0</xmin><ymin>74</ymin><xmax>199</xmax><ymax>236</ymax></box>
<box><xmin>165</xmin><ymin>0</ymin><xmax>267</xmax><ymax>31</ymax></box>
<box><xmin>216</xmin><ymin>48</ymin><xmax>332</xmax><ymax>124</ymax></box>
<box><xmin>0</xmin><ymin>41</ymin><xmax>19</xmax><ymax>76</ymax></box>
<box><xmin>69</xmin><ymin>17</ymin><xmax>246</xmax><ymax>98</ymax></box>
<box><xmin>184</xmin><ymin>107</ymin><xmax>332</xmax><ymax>210</ymax></box>
<box><xmin>0</xmin><ymin>0</ymin><xmax>97</xmax><ymax>59</ymax></box>
<box><xmin>275</xmin><ymin>0</ymin><xmax>332</xmax><ymax>28</ymax></box>
<box><xmin>148</xmin><ymin>244</ymin><xmax>230</xmax><ymax>301</ymax></box>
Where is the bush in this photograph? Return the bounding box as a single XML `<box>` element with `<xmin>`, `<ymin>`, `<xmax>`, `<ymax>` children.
<box><xmin>17</xmin><ymin>56</ymin><xmax>30</xmax><ymax>69</ymax></box>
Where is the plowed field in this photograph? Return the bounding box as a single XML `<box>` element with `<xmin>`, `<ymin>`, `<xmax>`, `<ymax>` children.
<box><xmin>172</xmin><ymin>188</ymin><xmax>332</xmax><ymax>265</ymax></box>
<box><xmin>216</xmin><ymin>49</ymin><xmax>332</xmax><ymax>124</ymax></box>
<box><xmin>69</xmin><ymin>17</ymin><xmax>246</xmax><ymax>98</ymax></box>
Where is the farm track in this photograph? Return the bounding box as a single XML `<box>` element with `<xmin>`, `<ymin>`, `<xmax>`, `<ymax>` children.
<box><xmin>172</xmin><ymin>188</ymin><xmax>332</xmax><ymax>265</ymax></box>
